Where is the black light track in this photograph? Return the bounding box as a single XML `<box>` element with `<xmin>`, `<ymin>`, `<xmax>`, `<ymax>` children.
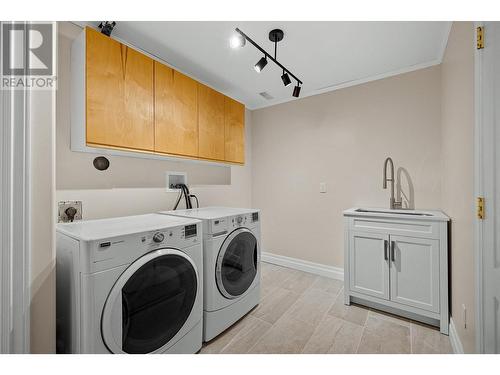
<box><xmin>235</xmin><ymin>28</ymin><xmax>303</xmax><ymax>86</ymax></box>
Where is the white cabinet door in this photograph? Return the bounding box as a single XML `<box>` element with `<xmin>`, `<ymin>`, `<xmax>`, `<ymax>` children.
<box><xmin>349</xmin><ymin>231</ymin><xmax>390</xmax><ymax>300</ymax></box>
<box><xmin>389</xmin><ymin>235</ymin><xmax>440</xmax><ymax>312</ymax></box>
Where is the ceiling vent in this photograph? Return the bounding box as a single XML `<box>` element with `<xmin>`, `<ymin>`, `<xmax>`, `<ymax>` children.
<box><xmin>259</xmin><ymin>91</ymin><xmax>274</xmax><ymax>100</ymax></box>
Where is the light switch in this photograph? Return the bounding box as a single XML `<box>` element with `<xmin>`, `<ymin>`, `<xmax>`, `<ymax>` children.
<box><xmin>319</xmin><ymin>182</ymin><xmax>327</xmax><ymax>193</ymax></box>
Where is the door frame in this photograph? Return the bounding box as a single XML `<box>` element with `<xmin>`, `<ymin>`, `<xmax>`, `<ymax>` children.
<box><xmin>474</xmin><ymin>21</ymin><xmax>484</xmax><ymax>355</ymax></box>
<box><xmin>0</xmin><ymin>22</ymin><xmax>32</xmax><ymax>353</ymax></box>
<box><xmin>474</xmin><ymin>21</ymin><xmax>498</xmax><ymax>354</ymax></box>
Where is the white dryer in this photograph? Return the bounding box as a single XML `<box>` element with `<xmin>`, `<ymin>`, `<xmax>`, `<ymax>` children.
<box><xmin>160</xmin><ymin>207</ymin><xmax>261</xmax><ymax>341</ymax></box>
<box><xmin>56</xmin><ymin>214</ymin><xmax>203</xmax><ymax>354</ymax></box>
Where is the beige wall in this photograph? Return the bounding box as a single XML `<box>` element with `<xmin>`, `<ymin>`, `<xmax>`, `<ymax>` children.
<box><xmin>56</xmin><ymin>22</ymin><xmax>252</xmax><ymax>220</ymax></box>
<box><xmin>251</xmin><ymin>66</ymin><xmax>442</xmax><ymax>267</ymax></box>
<box><xmin>441</xmin><ymin>22</ymin><xmax>475</xmax><ymax>353</ymax></box>
<box><xmin>29</xmin><ymin>67</ymin><xmax>56</xmax><ymax>352</ymax></box>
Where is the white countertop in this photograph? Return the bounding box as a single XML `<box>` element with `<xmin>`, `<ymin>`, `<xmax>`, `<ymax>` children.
<box><xmin>56</xmin><ymin>213</ymin><xmax>201</xmax><ymax>241</ymax></box>
<box><xmin>343</xmin><ymin>207</ymin><xmax>450</xmax><ymax>222</ymax></box>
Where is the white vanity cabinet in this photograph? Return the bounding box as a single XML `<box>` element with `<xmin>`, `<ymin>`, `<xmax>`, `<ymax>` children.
<box><xmin>344</xmin><ymin>208</ymin><xmax>450</xmax><ymax>334</ymax></box>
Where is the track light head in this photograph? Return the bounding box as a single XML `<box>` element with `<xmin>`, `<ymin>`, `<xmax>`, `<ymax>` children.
<box><xmin>254</xmin><ymin>56</ymin><xmax>268</xmax><ymax>73</ymax></box>
<box><xmin>98</xmin><ymin>21</ymin><xmax>116</xmax><ymax>37</ymax></box>
<box><xmin>230</xmin><ymin>33</ymin><xmax>246</xmax><ymax>49</ymax></box>
<box><xmin>281</xmin><ymin>71</ymin><xmax>291</xmax><ymax>86</ymax></box>
<box><xmin>292</xmin><ymin>83</ymin><xmax>301</xmax><ymax>98</ymax></box>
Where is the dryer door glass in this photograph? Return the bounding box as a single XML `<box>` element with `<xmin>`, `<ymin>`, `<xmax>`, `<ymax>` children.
<box><xmin>217</xmin><ymin>229</ymin><xmax>258</xmax><ymax>298</ymax></box>
<box><xmin>121</xmin><ymin>254</ymin><xmax>197</xmax><ymax>354</ymax></box>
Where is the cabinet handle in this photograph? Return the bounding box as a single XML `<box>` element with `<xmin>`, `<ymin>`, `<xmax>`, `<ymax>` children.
<box><xmin>384</xmin><ymin>240</ymin><xmax>388</xmax><ymax>260</ymax></box>
<box><xmin>390</xmin><ymin>241</ymin><xmax>395</xmax><ymax>262</ymax></box>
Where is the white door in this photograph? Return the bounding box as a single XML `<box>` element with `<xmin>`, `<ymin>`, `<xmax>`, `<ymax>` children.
<box><xmin>476</xmin><ymin>22</ymin><xmax>500</xmax><ymax>353</ymax></box>
<box><xmin>389</xmin><ymin>235</ymin><xmax>440</xmax><ymax>313</ymax></box>
<box><xmin>349</xmin><ymin>231</ymin><xmax>390</xmax><ymax>300</ymax></box>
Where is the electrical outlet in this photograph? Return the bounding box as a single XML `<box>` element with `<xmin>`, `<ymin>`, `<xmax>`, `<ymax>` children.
<box><xmin>58</xmin><ymin>201</ymin><xmax>82</xmax><ymax>223</ymax></box>
<box><xmin>462</xmin><ymin>304</ymin><xmax>467</xmax><ymax>329</ymax></box>
<box><xmin>319</xmin><ymin>182</ymin><xmax>327</xmax><ymax>193</ymax></box>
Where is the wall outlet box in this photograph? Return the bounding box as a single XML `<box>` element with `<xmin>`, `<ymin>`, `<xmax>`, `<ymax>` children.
<box><xmin>166</xmin><ymin>172</ymin><xmax>187</xmax><ymax>192</ymax></box>
<box><xmin>58</xmin><ymin>201</ymin><xmax>82</xmax><ymax>223</ymax></box>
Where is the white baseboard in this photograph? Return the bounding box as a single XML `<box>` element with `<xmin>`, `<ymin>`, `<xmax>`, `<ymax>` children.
<box><xmin>261</xmin><ymin>252</ymin><xmax>344</xmax><ymax>280</ymax></box>
<box><xmin>449</xmin><ymin>318</ymin><xmax>465</xmax><ymax>354</ymax></box>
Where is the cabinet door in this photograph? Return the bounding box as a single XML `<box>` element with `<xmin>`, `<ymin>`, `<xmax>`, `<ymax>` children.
<box><xmin>86</xmin><ymin>28</ymin><xmax>154</xmax><ymax>151</ymax></box>
<box><xmin>389</xmin><ymin>235</ymin><xmax>440</xmax><ymax>312</ymax></box>
<box><xmin>155</xmin><ymin>63</ymin><xmax>198</xmax><ymax>157</ymax></box>
<box><xmin>349</xmin><ymin>231</ymin><xmax>390</xmax><ymax>300</ymax></box>
<box><xmin>198</xmin><ymin>83</ymin><xmax>225</xmax><ymax>160</ymax></box>
<box><xmin>224</xmin><ymin>97</ymin><xmax>245</xmax><ymax>164</ymax></box>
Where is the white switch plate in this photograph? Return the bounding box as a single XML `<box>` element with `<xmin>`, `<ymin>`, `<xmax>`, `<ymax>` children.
<box><xmin>319</xmin><ymin>182</ymin><xmax>327</xmax><ymax>193</ymax></box>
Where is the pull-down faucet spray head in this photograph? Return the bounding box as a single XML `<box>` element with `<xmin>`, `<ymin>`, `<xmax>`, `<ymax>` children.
<box><xmin>383</xmin><ymin>157</ymin><xmax>394</xmax><ymax>189</ymax></box>
<box><xmin>382</xmin><ymin>157</ymin><xmax>401</xmax><ymax>209</ymax></box>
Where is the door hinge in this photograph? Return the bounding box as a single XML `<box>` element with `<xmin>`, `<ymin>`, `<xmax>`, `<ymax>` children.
<box><xmin>477</xmin><ymin>26</ymin><xmax>484</xmax><ymax>49</ymax></box>
<box><xmin>477</xmin><ymin>197</ymin><xmax>485</xmax><ymax>219</ymax></box>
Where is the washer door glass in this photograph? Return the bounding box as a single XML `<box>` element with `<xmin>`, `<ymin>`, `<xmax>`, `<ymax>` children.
<box><xmin>114</xmin><ymin>252</ymin><xmax>197</xmax><ymax>354</ymax></box>
<box><xmin>217</xmin><ymin>229</ymin><xmax>258</xmax><ymax>298</ymax></box>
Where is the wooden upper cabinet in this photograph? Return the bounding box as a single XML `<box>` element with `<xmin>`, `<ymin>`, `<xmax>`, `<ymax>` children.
<box><xmin>198</xmin><ymin>83</ymin><xmax>225</xmax><ymax>160</ymax></box>
<box><xmin>155</xmin><ymin>62</ymin><xmax>199</xmax><ymax>157</ymax></box>
<box><xmin>224</xmin><ymin>96</ymin><xmax>245</xmax><ymax>164</ymax></box>
<box><xmin>79</xmin><ymin>28</ymin><xmax>245</xmax><ymax>163</ymax></box>
<box><xmin>85</xmin><ymin>27</ymin><xmax>154</xmax><ymax>151</ymax></box>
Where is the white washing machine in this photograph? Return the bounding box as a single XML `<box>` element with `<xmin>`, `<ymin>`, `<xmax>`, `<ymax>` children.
<box><xmin>56</xmin><ymin>214</ymin><xmax>203</xmax><ymax>354</ymax></box>
<box><xmin>160</xmin><ymin>207</ymin><xmax>261</xmax><ymax>341</ymax></box>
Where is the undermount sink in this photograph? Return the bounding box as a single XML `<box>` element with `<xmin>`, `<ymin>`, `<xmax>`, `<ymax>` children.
<box><xmin>344</xmin><ymin>207</ymin><xmax>449</xmax><ymax>222</ymax></box>
<box><xmin>354</xmin><ymin>208</ymin><xmax>433</xmax><ymax>216</ymax></box>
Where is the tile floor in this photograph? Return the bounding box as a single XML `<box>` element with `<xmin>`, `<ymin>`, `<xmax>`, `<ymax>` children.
<box><xmin>200</xmin><ymin>262</ymin><xmax>452</xmax><ymax>354</ymax></box>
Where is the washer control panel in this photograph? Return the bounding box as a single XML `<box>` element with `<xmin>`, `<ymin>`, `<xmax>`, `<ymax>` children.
<box><xmin>152</xmin><ymin>232</ymin><xmax>165</xmax><ymax>243</ymax></box>
<box><xmin>139</xmin><ymin>223</ymin><xmax>199</xmax><ymax>247</ymax></box>
<box><xmin>91</xmin><ymin>222</ymin><xmax>201</xmax><ymax>273</ymax></box>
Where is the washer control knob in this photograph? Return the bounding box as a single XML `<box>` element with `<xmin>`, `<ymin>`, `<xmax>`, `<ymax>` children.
<box><xmin>236</xmin><ymin>216</ymin><xmax>243</xmax><ymax>224</ymax></box>
<box><xmin>153</xmin><ymin>232</ymin><xmax>164</xmax><ymax>243</ymax></box>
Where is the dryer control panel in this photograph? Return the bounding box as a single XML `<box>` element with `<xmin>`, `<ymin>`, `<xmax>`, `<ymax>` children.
<box><xmin>232</xmin><ymin>214</ymin><xmax>248</xmax><ymax>227</ymax></box>
<box><xmin>207</xmin><ymin>211</ymin><xmax>260</xmax><ymax>237</ymax></box>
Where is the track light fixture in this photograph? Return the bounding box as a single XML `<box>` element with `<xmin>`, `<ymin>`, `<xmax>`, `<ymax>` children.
<box><xmin>98</xmin><ymin>21</ymin><xmax>116</xmax><ymax>37</ymax></box>
<box><xmin>281</xmin><ymin>70</ymin><xmax>291</xmax><ymax>86</ymax></box>
<box><xmin>254</xmin><ymin>56</ymin><xmax>268</xmax><ymax>73</ymax></box>
<box><xmin>292</xmin><ymin>83</ymin><xmax>301</xmax><ymax>98</ymax></box>
<box><xmin>232</xmin><ymin>28</ymin><xmax>303</xmax><ymax>98</ymax></box>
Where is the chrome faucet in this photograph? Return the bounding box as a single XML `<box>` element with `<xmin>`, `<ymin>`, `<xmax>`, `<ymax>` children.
<box><xmin>383</xmin><ymin>157</ymin><xmax>402</xmax><ymax>209</ymax></box>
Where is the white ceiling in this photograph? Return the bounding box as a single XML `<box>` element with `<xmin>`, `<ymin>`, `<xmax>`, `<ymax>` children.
<box><xmin>85</xmin><ymin>21</ymin><xmax>451</xmax><ymax>109</ymax></box>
